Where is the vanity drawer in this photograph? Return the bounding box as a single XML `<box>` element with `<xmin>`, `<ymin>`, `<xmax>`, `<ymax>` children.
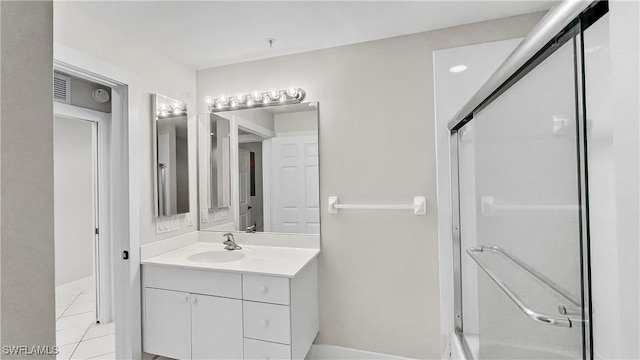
<box><xmin>243</xmin><ymin>274</ymin><xmax>290</xmax><ymax>305</ymax></box>
<box><xmin>243</xmin><ymin>301</ymin><xmax>291</xmax><ymax>344</ymax></box>
<box><xmin>143</xmin><ymin>265</ymin><xmax>241</xmax><ymax>299</ymax></box>
<box><xmin>243</xmin><ymin>338</ymin><xmax>291</xmax><ymax>360</ymax></box>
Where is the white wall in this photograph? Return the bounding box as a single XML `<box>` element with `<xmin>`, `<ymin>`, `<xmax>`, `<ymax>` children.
<box><xmin>54</xmin><ymin>117</ymin><xmax>95</xmax><ymax>286</ymax></box>
<box><xmin>197</xmin><ymin>12</ymin><xmax>542</xmax><ymax>359</ymax></box>
<box><xmin>54</xmin><ymin>2</ymin><xmax>198</xmax><ymax>245</ymax></box>
<box><xmin>0</xmin><ymin>1</ymin><xmax>56</xmax><ymax>356</ymax></box>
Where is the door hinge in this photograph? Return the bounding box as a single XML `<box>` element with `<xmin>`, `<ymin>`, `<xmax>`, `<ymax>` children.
<box><xmin>95</xmin><ymin>228</ymin><xmax>99</xmax><ymax>235</ymax></box>
<box><xmin>122</xmin><ymin>250</ymin><xmax>129</xmax><ymax>260</ymax></box>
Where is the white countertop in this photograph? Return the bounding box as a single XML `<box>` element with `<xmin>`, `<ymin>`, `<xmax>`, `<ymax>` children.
<box><xmin>141</xmin><ymin>242</ymin><xmax>320</xmax><ymax>278</ymax></box>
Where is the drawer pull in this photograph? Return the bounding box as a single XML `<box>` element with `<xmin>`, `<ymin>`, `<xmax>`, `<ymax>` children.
<box><xmin>260</xmin><ymin>319</ymin><xmax>269</xmax><ymax>328</ymax></box>
<box><xmin>183</xmin><ymin>295</ymin><xmax>189</xmax><ymax>302</ymax></box>
<box><xmin>192</xmin><ymin>297</ymin><xmax>198</xmax><ymax>305</ymax></box>
<box><xmin>259</xmin><ymin>286</ymin><xmax>268</xmax><ymax>294</ymax></box>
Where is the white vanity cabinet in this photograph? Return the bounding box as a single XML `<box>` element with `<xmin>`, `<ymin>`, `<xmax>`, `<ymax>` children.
<box><xmin>142</xmin><ymin>258</ymin><xmax>318</xmax><ymax>360</ymax></box>
<box><xmin>142</xmin><ymin>266</ymin><xmax>244</xmax><ymax>360</ymax></box>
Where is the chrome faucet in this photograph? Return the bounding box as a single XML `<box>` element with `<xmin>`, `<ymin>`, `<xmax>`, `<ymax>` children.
<box><xmin>246</xmin><ymin>224</ymin><xmax>257</xmax><ymax>233</ymax></box>
<box><xmin>223</xmin><ymin>233</ymin><xmax>242</xmax><ymax>250</ymax></box>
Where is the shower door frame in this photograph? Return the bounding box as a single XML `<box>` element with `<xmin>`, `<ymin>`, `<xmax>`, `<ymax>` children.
<box><xmin>448</xmin><ymin>2</ymin><xmax>608</xmax><ymax>359</ymax></box>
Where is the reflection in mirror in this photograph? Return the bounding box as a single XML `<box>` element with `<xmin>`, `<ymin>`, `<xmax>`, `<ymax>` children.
<box><xmin>154</xmin><ymin>94</ymin><xmax>189</xmax><ymax>216</ymax></box>
<box><xmin>209</xmin><ymin>115</ymin><xmax>231</xmax><ymax>209</ymax></box>
<box><xmin>199</xmin><ymin>102</ymin><xmax>319</xmax><ymax>235</ymax></box>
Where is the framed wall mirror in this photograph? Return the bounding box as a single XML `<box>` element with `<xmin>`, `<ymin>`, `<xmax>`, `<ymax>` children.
<box><xmin>153</xmin><ymin>93</ymin><xmax>190</xmax><ymax>217</ymax></box>
<box><xmin>198</xmin><ymin>102</ymin><xmax>319</xmax><ymax>235</ymax></box>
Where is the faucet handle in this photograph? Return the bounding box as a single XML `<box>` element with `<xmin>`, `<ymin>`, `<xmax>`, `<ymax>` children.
<box><xmin>223</xmin><ymin>232</ymin><xmax>234</xmax><ymax>240</ymax></box>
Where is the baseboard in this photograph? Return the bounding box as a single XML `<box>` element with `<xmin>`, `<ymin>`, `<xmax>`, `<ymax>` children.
<box><xmin>306</xmin><ymin>344</ymin><xmax>413</xmax><ymax>360</ymax></box>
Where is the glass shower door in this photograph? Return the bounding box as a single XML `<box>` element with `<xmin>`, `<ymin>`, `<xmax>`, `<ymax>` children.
<box><xmin>455</xmin><ymin>32</ymin><xmax>588</xmax><ymax>359</ymax></box>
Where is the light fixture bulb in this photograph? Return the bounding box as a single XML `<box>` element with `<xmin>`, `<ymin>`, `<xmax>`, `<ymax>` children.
<box><xmin>236</xmin><ymin>94</ymin><xmax>246</xmax><ymax>103</ymax></box>
<box><xmin>269</xmin><ymin>89</ymin><xmax>280</xmax><ymax>100</ymax></box>
<box><xmin>204</xmin><ymin>96</ymin><xmax>213</xmax><ymax>104</ymax></box>
<box><xmin>279</xmin><ymin>94</ymin><xmax>286</xmax><ymax>102</ymax></box>
<box><xmin>262</xmin><ymin>97</ymin><xmax>270</xmax><ymax>104</ymax></box>
<box><xmin>173</xmin><ymin>108</ymin><xmax>181</xmax><ymax>115</ymax></box>
<box><xmin>230</xmin><ymin>100</ymin><xmax>238</xmax><ymax>107</ymax></box>
<box><xmin>215</xmin><ymin>102</ymin><xmax>225</xmax><ymax>109</ymax></box>
<box><xmin>449</xmin><ymin>65</ymin><xmax>468</xmax><ymax>73</ymax></box>
<box><xmin>219</xmin><ymin>95</ymin><xmax>229</xmax><ymax>105</ymax></box>
<box><xmin>172</xmin><ymin>102</ymin><xmax>181</xmax><ymax>109</ymax></box>
<box><xmin>251</xmin><ymin>91</ymin><xmax>262</xmax><ymax>101</ymax></box>
<box><xmin>246</xmin><ymin>99</ymin><xmax>254</xmax><ymax>107</ymax></box>
<box><xmin>160</xmin><ymin>110</ymin><xmax>168</xmax><ymax>117</ymax></box>
<box><xmin>286</xmin><ymin>88</ymin><xmax>298</xmax><ymax>97</ymax></box>
<box><xmin>160</xmin><ymin>104</ymin><xmax>168</xmax><ymax>111</ymax></box>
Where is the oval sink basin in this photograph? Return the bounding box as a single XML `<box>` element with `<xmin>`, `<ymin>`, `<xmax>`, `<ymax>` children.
<box><xmin>187</xmin><ymin>250</ymin><xmax>245</xmax><ymax>264</ymax></box>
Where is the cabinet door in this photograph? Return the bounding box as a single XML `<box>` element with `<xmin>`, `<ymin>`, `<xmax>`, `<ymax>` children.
<box><xmin>143</xmin><ymin>288</ymin><xmax>191</xmax><ymax>359</ymax></box>
<box><xmin>191</xmin><ymin>294</ymin><xmax>243</xmax><ymax>360</ymax></box>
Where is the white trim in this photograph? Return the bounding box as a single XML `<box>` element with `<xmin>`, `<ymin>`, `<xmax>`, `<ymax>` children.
<box><xmin>274</xmin><ymin>130</ymin><xmax>318</xmax><ymax>137</ymax></box>
<box><xmin>306</xmin><ymin>345</ymin><xmax>413</xmax><ymax>360</ymax></box>
<box><xmin>262</xmin><ymin>138</ymin><xmax>273</xmax><ymax>233</ymax></box>
<box><xmin>54</xmin><ymin>102</ymin><xmax>110</xmax><ymax>123</ymax></box>
<box><xmin>230</xmin><ymin>118</ymin><xmax>240</xmax><ymax>231</ymax></box>
<box><xmin>238</xmin><ymin>134</ymin><xmax>264</xmax><ymax>143</ymax></box>
<box><xmin>54</xmin><ymin>43</ymin><xmax>141</xmax><ymax>360</ymax></box>
<box><xmin>236</xmin><ymin>115</ymin><xmax>275</xmax><ymax>139</ymax></box>
<box><xmin>449</xmin><ymin>333</ymin><xmax>466</xmax><ymax>360</ymax></box>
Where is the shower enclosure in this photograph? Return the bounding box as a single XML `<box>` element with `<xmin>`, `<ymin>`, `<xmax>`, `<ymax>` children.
<box><xmin>449</xmin><ymin>1</ymin><xmax>608</xmax><ymax>358</ymax></box>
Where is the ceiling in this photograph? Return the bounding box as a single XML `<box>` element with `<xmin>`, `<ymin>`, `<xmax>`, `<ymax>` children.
<box><xmin>71</xmin><ymin>1</ymin><xmax>557</xmax><ymax>70</ymax></box>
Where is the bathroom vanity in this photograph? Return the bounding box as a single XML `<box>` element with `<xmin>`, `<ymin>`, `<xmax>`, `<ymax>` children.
<box><xmin>141</xmin><ymin>242</ymin><xmax>319</xmax><ymax>360</ymax></box>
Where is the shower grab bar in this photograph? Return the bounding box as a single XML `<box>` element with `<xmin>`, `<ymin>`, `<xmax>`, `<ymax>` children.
<box><xmin>327</xmin><ymin>196</ymin><xmax>426</xmax><ymax>215</ymax></box>
<box><xmin>467</xmin><ymin>247</ymin><xmax>579</xmax><ymax>328</ymax></box>
<box><xmin>474</xmin><ymin>245</ymin><xmax>581</xmax><ymax>308</ymax></box>
<box><xmin>481</xmin><ymin>196</ymin><xmax>580</xmax><ymax>216</ymax></box>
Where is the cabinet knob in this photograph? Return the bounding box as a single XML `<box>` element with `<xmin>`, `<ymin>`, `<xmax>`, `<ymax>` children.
<box><xmin>259</xmin><ymin>320</ymin><xmax>269</xmax><ymax>328</ymax></box>
<box><xmin>192</xmin><ymin>297</ymin><xmax>198</xmax><ymax>305</ymax></box>
<box><xmin>259</xmin><ymin>286</ymin><xmax>268</xmax><ymax>294</ymax></box>
<box><xmin>184</xmin><ymin>295</ymin><xmax>189</xmax><ymax>302</ymax></box>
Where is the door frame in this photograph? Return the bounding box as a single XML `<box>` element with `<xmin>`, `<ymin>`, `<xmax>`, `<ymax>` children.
<box><xmin>54</xmin><ymin>43</ymin><xmax>141</xmax><ymax>359</ymax></box>
<box><xmin>53</xmin><ymin>103</ymin><xmax>111</xmax><ymax>323</ymax></box>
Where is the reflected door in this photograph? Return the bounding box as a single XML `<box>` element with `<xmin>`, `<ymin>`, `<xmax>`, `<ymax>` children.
<box><xmin>270</xmin><ymin>136</ymin><xmax>319</xmax><ymax>234</ymax></box>
<box><xmin>455</xmin><ymin>31</ymin><xmax>589</xmax><ymax>359</ymax></box>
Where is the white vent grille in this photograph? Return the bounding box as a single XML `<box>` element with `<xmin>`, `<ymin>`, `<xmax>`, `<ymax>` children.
<box><xmin>53</xmin><ymin>73</ymin><xmax>71</xmax><ymax>103</ymax></box>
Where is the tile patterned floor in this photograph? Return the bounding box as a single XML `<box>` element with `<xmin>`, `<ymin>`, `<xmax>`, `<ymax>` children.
<box><xmin>56</xmin><ymin>277</ymin><xmax>115</xmax><ymax>359</ymax></box>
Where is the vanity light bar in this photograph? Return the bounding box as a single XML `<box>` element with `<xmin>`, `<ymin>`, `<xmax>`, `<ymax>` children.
<box><xmin>156</xmin><ymin>101</ymin><xmax>187</xmax><ymax>118</ymax></box>
<box><xmin>205</xmin><ymin>88</ymin><xmax>306</xmax><ymax>113</ymax></box>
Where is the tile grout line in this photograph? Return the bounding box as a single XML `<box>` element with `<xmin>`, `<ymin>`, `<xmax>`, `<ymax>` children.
<box><xmin>80</xmin><ymin>329</ymin><xmax>115</xmax><ymax>343</ymax></box>
<box><xmin>67</xmin><ymin>325</ymin><xmax>92</xmax><ymax>360</ymax></box>
<box><xmin>57</xmin><ymin>291</ymin><xmax>84</xmax><ymax>321</ymax></box>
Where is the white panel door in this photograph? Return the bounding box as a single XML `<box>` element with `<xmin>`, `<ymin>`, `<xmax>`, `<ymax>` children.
<box><xmin>191</xmin><ymin>294</ymin><xmax>243</xmax><ymax>360</ymax></box>
<box><xmin>238</xmin><ymin>148</ymin><xmax>251</xmax><ymax>231</ymax></box>
<box><xmin>143</xmin><ymin>288</ymin><xmax>191</xmax><ymax>359</ymax></box>
<box><xmin>270</xmin><ymin>136</ymin><xmax>319</xmax><ymax>234</ymax></box>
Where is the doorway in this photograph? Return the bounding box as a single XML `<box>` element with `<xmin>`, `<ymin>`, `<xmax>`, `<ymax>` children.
<box><xmin>54</xmin><ymin>96</ymin><xmax>115</xmax><ymax>358</ymax></box>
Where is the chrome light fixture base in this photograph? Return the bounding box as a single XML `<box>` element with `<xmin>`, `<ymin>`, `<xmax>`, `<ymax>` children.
<box><xmin>207</xmin><ymin>88</ymin><xmax>306</xmax><ymax>113</ymax></box>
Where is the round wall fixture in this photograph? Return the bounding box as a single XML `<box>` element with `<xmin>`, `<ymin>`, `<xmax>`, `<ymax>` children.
<box><xmin>92</xmin><ymin>88</ymin><xmax>110</xmax><ymax>103</ymax></box>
